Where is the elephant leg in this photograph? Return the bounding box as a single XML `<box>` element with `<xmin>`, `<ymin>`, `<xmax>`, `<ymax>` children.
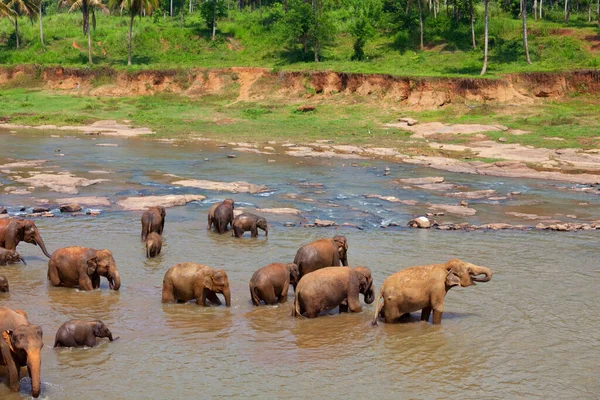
<box><xmin>251</xmin><ymin>226</ymin><xmax>258</xmax><ymax>238</ymax></box>
<box><xmin>260</xmin><ymin>285</ymin><xmax>277</xmax><ymax>305</ymax></box>
<box><xmin>339</xmin><ymin>302</ymin><xmax>349</xmax><ymax>313</ymax></box>
<box><xmin>47</xmin><ymin>263</ymin><xmax>61</xmax><ymax>286</ymax></box>
<box><xmin>421</xmin><ymin>307</ymin><xmax>432</xmax><ymax>322</ymax></box>
<box><xmin>432</xmin><ymin>310</ymin><xmax>444</xmax><ymax>324</ymax></box>
<box><xmin>347</xmin><ymin>286</ymin><xmax>362</xmax><ymax>313</ymax></box>
<box><xmin>431</xmin><ymin>295</ymin><xmax>445</xmax><ymax>324</ymax></box>
<box><xmin>305</xmin><ymin>307</ymin><xmax>320</xmax><ymax>318</ymax></box>
<box><xmin>384</xmin><ymin>304</ymin><xmax>402</xmax><ymax>323</ymax></box>
<box><xmin>206</xmin><ymin>290</ymin><xmax>222</xmax><ymax>306</ymax></box>
<box><xmin>278</xmin><ymin>281</ymin><xmax>290</xmax><ymax>304</ymax></box>
<box><xmin>233</xmin><ymin>226</ymin><xmax>243</xmax><ymax>238</ymax></box>
<box><xmin>91</xmin><ymin>273</ymin><xmax>100</xmax><ymax>290</ymax></box>
<box><xmin>161</xmin><ymin>279</ymin><xmax>175</xmax><ymax>303</ymax></box>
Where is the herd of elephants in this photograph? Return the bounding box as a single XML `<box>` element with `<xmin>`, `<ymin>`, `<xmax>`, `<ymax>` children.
<box><xmin>0</xmin><ymin>199</ymin><xmax>493</xmax><ymax>398</ymax></box>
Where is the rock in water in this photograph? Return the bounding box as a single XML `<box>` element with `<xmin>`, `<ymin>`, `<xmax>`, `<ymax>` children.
<box><xmin>60</xmin><ymin>204</ymin><xmax>82</xmax><ymax>213</ymax></box>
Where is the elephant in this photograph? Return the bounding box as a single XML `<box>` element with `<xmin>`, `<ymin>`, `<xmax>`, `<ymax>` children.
<box><xmin>141</xmin><ymin>206</ymin><xmax>166</xmax><ymax>242</ymax></box>
<box><xmin>0</xmin><ymin>247</ymin><xmax>26</xmax><ymax>266</ymax></box>
<box><xmin>162</xmin><ymin>263</ymin><xmax>231</xmax><ymax>307</ymax></box>
<box><xmin>0</xmin><ymin>307</ymin><xmax>43</xmax><ymax>398</ymax></box>
<box><xmin>54</xmin><ymin>320</ymin><xmax>117</xmax><ymax>348</ymax></box>
<box><xmin>47</xmin><ymin>247</ymin><xmax>121</xmax><ymax>291</ymax></box>
<box><xmin>232</xmin><ymin>213</ymin><xmax>268</xmax><ymax>238</ymax></box>
<box><xmin>0</xmin><ymin>219</ymin><xmax>52</xmax><ymax>258</ymax></box>
<box><xmin>0</xmin><ymin>276</ymin><xmax>8</xmax><ymax>292</ymax></box>
<box><xmin>293</xmin><ymin>235</ymin><xmax>348</xmax><ymax>287</ymax></box>
<box><xmin>372</xmin><ymin>258</ymin><xmax>492</xmax><ymax>325</ymax></box>
<box><xmin>292</xmin><ymin>266</ymin><xmax>375</xmax><ymax>318</ymax></box>
<box><xmin>249</xmin><ymin>263</ymin><xmax>299</xmax><ymax>306</ymax></box>
<box><xmin>206</xmin><ymin>202</ymin><xmax>220</xmax><ymax>230</ymax></box>
<box><xmin>145</xmin><ymin>232</ymin><xmax>162</xmax><ymax>258</ymax></box>
<box><xmin>213</xmin><ymin>199</ymin><xmax>235</xmax><ymax>234</ymax></box>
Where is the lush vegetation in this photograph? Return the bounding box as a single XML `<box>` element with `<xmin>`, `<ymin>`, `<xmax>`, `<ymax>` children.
<box><xmin>0</xmin><ymin>0</ymin><xmax>599</xmax><ymax>76</ymax></box>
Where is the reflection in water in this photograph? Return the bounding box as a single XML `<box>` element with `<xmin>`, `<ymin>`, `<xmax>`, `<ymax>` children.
<box><xmin>0</xmin><ymin>132</ymin><xmax>598</xmax><ymax>398</ymax></box>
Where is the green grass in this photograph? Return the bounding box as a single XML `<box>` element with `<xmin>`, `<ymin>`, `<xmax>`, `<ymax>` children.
<box><xmin>0</xmin><ymin>6</ymin><xmax>599</xmax><ymax>77</ymax></box>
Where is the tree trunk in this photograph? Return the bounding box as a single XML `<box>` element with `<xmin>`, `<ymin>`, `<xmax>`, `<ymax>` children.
<box><xmin>417</xmin><ymin>0</ymin><xmax>424</xmax><ymax>51</ymax></box>
<box><xmin>480</xmin><ymin>0</ymin><xmax>489</xmax><ymax>75</ymax></box>
<box><xmin>522</xmin><ymin>0</ymin><xmax>532</xmax><ymax>64</ymax></box>
<box><xmin>406</xmin><ymin>0</ymin><xmax>412</xmax><ymax>14</ymax></box>
<box><xmin>313</xmin><ymin>0</ymin><xmax>319</xmax><ymax>62</ymax></box>
<box><xmin>170</xmin><ymin>0</ymin><xmax>173</xmax><ymax>19</ymax></box>
<box><xmin>539</xmin><ymin>0</ymin><xmax>543</xmax><ymax>17</ymax></box>
<box><xmin>533</xmin><ymin>0</ymin><xmax>538</xmax><ymax>19</ymax></box>
<box><xmin>189</xmin><ymin>0</ymin><xmax>192</xmax><ymax>13</ymax></box>
<box><xmin>470</xmin><ymin>0</ymin><xmax>476</xmax><ymax>49</ymax></box>
<box><xmin>87</xmin><ymin>23</ymin><xmax>93</xmax><ymax>64</ymax></box>
<box><xmin>597</xmin><ymin>0</ymin><xmax>600</xmax><ymax>27</ymax></box>
<box><xmin>82</xmin><ymin>0</ymin><xmax>89</xmax><ymax>35</ymax></box>
<box><xmin>92</xmin><ymin>8</ymin><xmax>96</xmax><ymax>31</ymax></box>
<box><xmin>564</xmin><ymin>0</ymin><xmax>568</xmax><ymax>21</ymax></box>
<box><xmin>39</xmin><ymin>0</ymin><xmax>45</xmax><ymax>50</ymax></box>
<box><xmin>128</xmin><ymin>14</ymin><xmax>133</xmax><ymax>66</ymax></box>
<box><xmin>259</xmin><ymin>0</ymin><xmax>262</xmax><ymax>18</ymax></box>
<box><xmin>589</xmin><ymin>0</ymin><xmax>592</xmax><ymax>21</ymax></box>
<box><xmin>14</xmin><ymin>17</ymin><xmax>19</xmax><ymax>49</ymax></box>
<box><xmin>180</xmin><ymin>0</ymin><xmax>184</xmax><ymax>28</ymax></box>
<box><xmin>212</xmin><ymin>0</ymin><xmax>216</xmax><ymax>40</ymax></box>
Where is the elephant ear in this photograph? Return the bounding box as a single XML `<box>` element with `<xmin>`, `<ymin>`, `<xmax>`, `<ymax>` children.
<box><xmin>445</xmin><ymin>270</ymin><xmax>460</xmax><ymax>288</ymax></box>
<box><xmin>203</xmin><ymin>271</ymin><xmax>215</xmax><ymax>291</ymax></box>
<box><xmin>87</xmin><ymin>257</ymin><xmax>98</xmax><ymax>275</ymax></box>
<box><xmin>2</xmin><ymin>330</ymin><xmax>15</xmax><ymax>353</ymax></box>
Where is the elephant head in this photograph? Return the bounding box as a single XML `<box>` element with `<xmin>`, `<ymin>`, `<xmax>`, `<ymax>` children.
<box><xmin>87</xmin><ymin>250</ymin><xmax>121</xmax><ymax>290</ymax></box>
<box><xmin>156</xmin><ymin>206</ymin><xmax>166</xmax><ymax>219</ymax></box>
<box><xmin>286</xmin><ymin>263</ymin><xmax>299</xmax><ymax>290</ymax></box>
<box><xmin>257</xmin><ymin>217</ymin><xmax>268</xmax><ymax>237</ymax></box>
<box><xmin>445</xmin><ymin>259</ymin><xmax>492</xmax><ymax>288</ymax></box>
<box><xmin>203</xmin><ymin>269</ymin><xmax>231</xmax><ymax>307</ymax></box>
<box><xmin>333</xmin><ymin>235</ymin><xmax>348</xmax><ymax>266</ymax></box>
<box><xmin>354</xmin><ymin>266</ymin><xmax>375</xmax><ymax>304</ymax></box>
<box><xmin>93</xmin><ymin>321</ymin><xmax>114</xmax><ymax>341</ymax></box>
<box><xmin>7</xmin><ymin>250</ymin><xmax>26</xmax><ymax>265</ymax></box>
<box><xmin>2</xmin><ymin>325</ymin><xmax>44</xmax><ymax>398</ymax></box>
<box><xmin>223</xmin><ymin>199</ymin><xmax>235</xmax><ymax>209</ymax></box>
<box><xmin>0</xmin><ymin>276</ymin><xmax>8</xmax><ymax>292</ymax></box>
<box><xmin>14</xmin><ymin>220</ymin><xmax>51</xmax><ymax>258</ymax></box>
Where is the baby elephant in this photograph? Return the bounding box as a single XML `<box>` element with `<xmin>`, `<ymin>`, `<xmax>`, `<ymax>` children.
<box><xmin>249</xmin><ymin>263</ymin><xmax>299</xmax><ymax>306</ymax></box>
<box><xmin>0</xmin><ymin>275</ymin><xmax>8</xmax><ymax>292</ymax></box>
<box><xmin>0</xmin><ymin>247</ymin><xmax>25</xmax><ymax>266</ymax></box>
<box><xmin>232</xmin><ymin>213</ymin><xmax>268</xmax><ymax>238</ymax></box>
<box><xmin>54</xmin><ymin>320</ymin><xmax>117</xmax><ymax>348</ymax></box>
<box><xmin>292</xmin><ymin>266</ymin><xmax>375</xmax><ymax>318</ymax></box>
<box><xmin>145</xmin><ymin>232</ymin><xmax>162</xmax><ymax>258</ymax></box>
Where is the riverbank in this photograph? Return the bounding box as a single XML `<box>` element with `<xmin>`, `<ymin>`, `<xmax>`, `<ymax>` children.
<box><xmin>2</xmin><ymin>66</ymin><xmax>600</xmax><ymax>184</ymax></box>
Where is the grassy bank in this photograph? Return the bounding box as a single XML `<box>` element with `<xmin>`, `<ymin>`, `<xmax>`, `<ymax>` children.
<box><xmin>1</xmin><ymin>7</ymin><xmax>600</xmax><ymax>77</ymax></box>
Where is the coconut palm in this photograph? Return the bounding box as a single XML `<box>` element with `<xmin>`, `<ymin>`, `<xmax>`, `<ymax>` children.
<box><xmin>64</xmin><ymin>0</ymin><xmax>109</xmax><ymax>32</ymax></box>
<box><xmin>480</xmin><ymin>0</ymin><xmax>489</xmax><ymax>75</ymax></box>
<box><xmin>109</xmin><ymin>0</ymin><xmax>158</xmax><ymax>66</ymax></box>
<box><xmin>4</xmin><ymin>0</ymin><xmax>37</xmax><ymax>49</ymax></box>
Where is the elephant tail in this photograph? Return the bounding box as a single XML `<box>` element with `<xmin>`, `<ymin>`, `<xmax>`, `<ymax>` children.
<box><xmin>249</xmin><ymin>282</ymin><xmax>260</xmax><ymax>306</ymax></box>
<box><xmin>372</xmin><ymin>286</ymin><xmax>385</xmax><ymax>326</ymax></box>
<box><xmin>292</xmin><ymin>293</ymin><xmax>303</xmax><ymax>318</ymax></box>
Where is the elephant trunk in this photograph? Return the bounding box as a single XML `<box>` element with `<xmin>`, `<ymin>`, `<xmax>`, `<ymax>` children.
<box><xmin>109</xmin><ymin>270</ymin><xmax>121</xmax><ymax>291</ymax></box>
<box><xmin>26</xmin><ymin>351</ymin><xmax>41</xmax><ymax>398</ymax></box>
<box><xmin>108</xmin><ymin>333</ymin><xmax>114</xmax><ymax>341</ymax></box>
<box><xmin>34</xmin><ymin>231</ymin><xmax>51</xmax><ymax>258</ymax></box>
<box><xmin>364</xmin><ymin>283</ymin><xmax>375</xmax><ymax>304</ymax></box>
<box><xmin>470</xmin><ymin>265</ymin><xmax>492</xmax><ymax>282</ymax></box>
<box><xmin>222</xmin><ymin>286</ymin><xmax>231</xmax><ymax>307</ymax></box>
<box><xmin>264</xmin><ymin>226</ymin><xmax>268</xmax><ymax>237</ymax></box>
<box><xmin>341</xmin><ymin>255</ymin><xmax>348</xmax><ymax>267</ymax></box>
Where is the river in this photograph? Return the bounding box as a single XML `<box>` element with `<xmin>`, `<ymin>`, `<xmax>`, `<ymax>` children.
<box><xmin>0</xmin><ymin>131</ymin><xmax>599</xmax><ymax>399</ymax></box>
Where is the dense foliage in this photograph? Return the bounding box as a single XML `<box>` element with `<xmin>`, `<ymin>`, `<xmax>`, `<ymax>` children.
<box><xmin>0</xmin><ymin>0</ymin><xmax>599</xmax><ymax>76</ymax></box>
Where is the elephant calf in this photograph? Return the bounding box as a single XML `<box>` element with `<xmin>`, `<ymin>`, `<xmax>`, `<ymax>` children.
<box><xmin>162</xmin><ymin>263</ymin><xmax>231</xmax><ymax>307</ymax></box>
<box><xmin>0</xmin><ymin>275</ymin><xmax>8</xmax><ymax>292</ymax></box>
<box><xmin>0</xmin><ymin>247</ymin><xmax>25</xmax><ymax>266</ymax></box>
<box><xmin>141</xmin><ymin>206</ymin><xmax>166</xmax><ymax>242</ymax></box>
<box><xmin>372</xmin><ymin>258</ymin><xmax>492</xmax><ymax>325</ymax></box>
<box><xmin>54</xmin><ymin>320</ymin><xmax>117</xmax><ymax>348</ymax></box>
<box><xmin>145</xmin><ymin>232</ymin><xmax>162</xmax><ymax>258</ymax></box>
<box><xmin>292</xmin><ymin>266</ymin><xmax>375</xmax><ymax>318</ymax></box>
<box><xmin>249</xmin><ymin>263</ymin><xmax>298</xmax><ymax>306</ymax></box>
<box><xmin>232</xmin><ymin>213</ymin><xmax>268</xmax><ymax>238</ymax></box>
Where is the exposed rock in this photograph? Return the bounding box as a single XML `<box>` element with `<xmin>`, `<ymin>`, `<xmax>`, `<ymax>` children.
<box><xmin>42</xmin><ymin>212</ymin><xmax>55</xmax><ymax>218</ymax></box>
<box><xmin>96</xmin><ymin>143</ymin><xmax>119</xmax><ymax>147</ymax></box>
<box><xmin>417</xmin><ymin>183</ymin><xmax>457</xmax><ymax>191</ymax></box>
<box><xmin>408</xmin><ymin>216</ymin><xmax>436</xmax><ymax>229</ymax></box>
<box><xmin>363</xmin><ymin>194</ymin><xmax>418</xmax><ymax>205</ymax></box>
<box><xmin>449</xmin><ymin>189</ymin><xmax>497</xmax><ymax>199</ymax></box>
<box><xmin>172</xmin><ymin>179</ymin><xmax>268</xmax><ymax>194</ymax></box>
<box><xmin>509</xmin><ymin>191</ymin><xmax>522</xmax><ymax>195</ymax></box>
<box><xmin>55</xmin><ymin>197</ymin><xmax>111</xmax><ymax>207</ymax></box>
<box><xmin>428</xmin><ymin>204</ymin><xmax>477</xmax><ymax>216</ymax></box>
<box><xmin>60</xmin><ymin>204</ymin><xmax>82</xmax><ymax>213</ymax></box>
<box><xmin>314</xmin><ymin>219</ymin><xmax>338</xmax><ymax>227</ymax></box>
<box><xmin>117</xmin><ymin>194</ymin><xmax>206</xmax><ymax>211</ymax></box>
<box><xmin>257</xmin><ymin>208</ymin><xmax>302</xmax><ymax>215</ymax></box>
<box><xmin>481</xmin><ymin>223</ymin><xmax>515</xmax><ymax>230</ymax></box>
<box><xmin>396</xmin><ymin>177</ymin><xmax>445</xmax><ymax>185</ymax></box>
<box><xmin>505</xmin><ymin>212</ymin><xmax>552</xmax><ymax>220</ymax></box>
<box><xmin>342</xmin><ymin>223</ymin><xmax>363</xmax><ymax>230</ymax></box>
<box><xmin>398</xmin><ymin>117</ymin><xmax>418</xmax><ymax>126</ymax></box>
<box><xmin>284</xmin><ymin>222</ymin><xmax>296</xmax><ymax>227</ymax></box>
<box><xmin>227</xmin><ymin>154</ymin><xmax>237</xmax><ymax>158</ymax></box>
<box><xmin>17</xmin><ymin>173</ymin><xmax>109</xmax><ymax>195</ymax></box>
<box><xmin>86</xmin><ymin>210</ymin><xmax>102</xmax><ymax>217</ymax></box>
<box><xmin>488</xmin><ymin>196</ymin><xmax>508</xmax><ymax>201</ymax></box>
<box><xmin>0</xmin><ymin>206</ymin><xmax>7</xmax><ymax>214</ymax></box>
<box><xmin>26</xmin><ymin>213</ymin><xmax>43</xmax><ymax>218</ymax></box>
<box><xmin>0</xmin><ymin>160</ymin><xmax>47</xmax><ymax>170</ymax></box>
<box><xmin>32</xmin><ymin>207</ymin><xmax>50</xmax><ymax>213</ymax></box>
<box><xmin>459</xmin><ymin>200</ymin><xmax>469</xmax><ymax>207</ymax></box>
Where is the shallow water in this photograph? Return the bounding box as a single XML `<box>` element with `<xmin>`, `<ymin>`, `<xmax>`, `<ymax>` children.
<box><xmin>0</xmin><ymin>131</ymin><xmax>599</xmax><ymax>399</ymax></box>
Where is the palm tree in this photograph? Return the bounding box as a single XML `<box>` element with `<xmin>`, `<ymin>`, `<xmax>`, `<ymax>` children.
<box><xmin>480</xmin><ymin>0</ymin><xmax>489</xmax><ymax>75</ymax></box>
<box><xmin>36</xmin><ymin>0</ymin><xmax>44</xmax><ymax>49</ymax></box>
<box><xmin>60</xmin><ymin>0</ymin><xmax>97</xmax><ymax>63</ymax></box>
<box><xmin>522</xmin><ymin>0</ymin><xmax>532</xmax><ymax>64</ymax></box>
<box><xmin>109</xmin><ymin>0</ymin><xmax>158</xmax><ymax>65</ymax></box>
<box><xmin>4</xmin><ymin>0</ymin><xmax>37</xmax><ymax>49</ymax></box>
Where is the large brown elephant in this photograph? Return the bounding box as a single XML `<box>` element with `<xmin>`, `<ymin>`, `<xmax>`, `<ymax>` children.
<box><xmin>47</xmin><ymin>247</ymin><xmax>121</xmax><ymax>291</ymax></box>
<box><xmin>0</xmin><ymin>219</ymin><xmax>51</xmax><ymax>258</ymax></box>
<box><xmin>232</xmin><ymin>213</ymin><xmax>268</xmax><ymax>238</ymax></box>
<box><xmin>293</xmin><ymin>235</ymin><xmax>348</xmax><ymax>287</ymax></box>
<box><xmin>213</xmin><ymin>199</ymin><xmax>235</xmax><ymax>234</ymax></box>
<box><xmin>0</xmin><ymin>307</ymin><xmax>43</xmax><ymax>398</ymax></box>
<box><xmin>249</xmin><ymin>262</ymin><xmax>298</xmax><ymax>306</ymax></box>
<box><xmin>162</xmin><ymin>263</ymin><xmax>231</xmax><ymax>307</ymax></box>
<box><xmin>141</xmin><ymin>206</ymin><xmax>166</xmax><ymax>242</ymax></box>
<box><xmin>54</xmin><ymin>320</ymin><xmax>117</xmax><ymax>348</ymax></box>
<box><xmin>292</xmin><ymin>266</ymin><xmax>375</xmax><ymax>318</ymax></box>
<box><xmin>372</xmin><ymin>258</ymin><xmax>492</xmax><ymax>325</ymax></box>
<box><xmin>206</xmin><ymin>202</ymin><xmax>220</xmax><ymax>230</ymax></box>
<box><xmin>0</xmin><ymin>247</ymin><xmax>26</xmax><ymax>266</ymax></box>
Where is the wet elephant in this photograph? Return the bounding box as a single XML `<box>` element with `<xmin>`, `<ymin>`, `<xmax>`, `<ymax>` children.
<box><xmin>372</xmin><ymin>258</ymin><xmax>492</xmax><ymax>325</ymax></box>
<box><xmin>162</xmin><ymin>262</ymin><xmax>231</xmax><ymax>307</ymax></box>
<box><xmin>0</xmin><ymin>219</ymin><xmax>51</xmax><ymax>258</ymax></box>
<box><xmin>145</xmin><ymin>232</ymin><xmax>162</xmax><ymax>258</ymax></box>
<box><xmin>47</xmin><ymin>247</ymin><xmax>121</xmax><ymax>291</ymax></box>
<box><xmin>0</xmin><ymin>307</ymin><xmax>43</xmax><ymax>398</ymax></box>
<box><xmin>0</xmin><ymin>247</ymin><xmax>26</xmax><ymax>266</ymax></box>
<box><xmin>232</xmin><ymin>213</ymin><xmax>268</xmax><ymax>238</ymax></box>
<box><xmin>249</xmin><ymin>262</ymin><xmax>299</xmax><ymax>306</ymax></box>
<box><xmin>141</xmin><ymin>206</ymin><xmax>166</xmax><ymax>242</ymax></box>
<box><xmin>213</xmin><ymin>199</ymin><xmax>235</xmax><ymax>234</ymax></box>
<box><xmin>0</xmin><ymin>276</ymin><xmax>8</xmax><ymax>292</ymax></box>
<box><xmin>54</xmin><ymin>320</ymin><xmax>117</xmax><ymax>348</ymax></box>
<box><xmin>293</xmin><ymin>235</ymin><xmax>348</xmax><ymax>287</ymax></box>
<box><xmin>292</xmin><ymin>266</ymin><xmax>375</xmax><ymax>318</ymax></box>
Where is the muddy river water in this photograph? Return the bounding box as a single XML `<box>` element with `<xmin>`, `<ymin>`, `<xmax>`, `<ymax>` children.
<box><xmin>0</xmin><ymin>131</ymin><xmax>599</xmax><ymax>399</ymax></box>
